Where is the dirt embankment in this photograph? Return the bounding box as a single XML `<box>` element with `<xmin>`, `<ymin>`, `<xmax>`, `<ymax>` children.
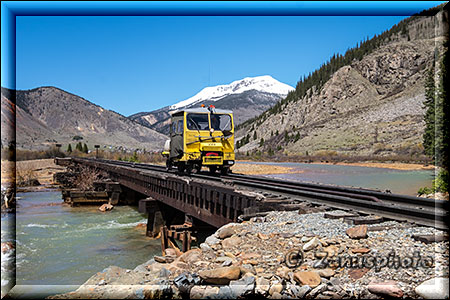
<box><xmin>1</xmin><ymin>159</ymin><xmax>66</xmax><ymax>186</ymax></box>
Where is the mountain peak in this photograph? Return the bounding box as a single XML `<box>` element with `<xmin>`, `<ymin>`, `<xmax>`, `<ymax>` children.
<box><xmin>170</xmin><ymin>75</ymin><xmax>294</xmax><ymax>110</ymax></box>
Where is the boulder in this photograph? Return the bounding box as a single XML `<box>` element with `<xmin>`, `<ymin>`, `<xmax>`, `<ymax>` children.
<box><xmin>269</xmin><ymin>282</ymin><xmax>283</xmax><ymax>295</ymax></box>
<box><xmin>198</xmin><ymin>266</ymin><xmax>241</xmax><ymax>285</ymax></box>
<box><xmin>217</xmin><ymin>226</ymin><xmax>236</xmax><ymax>239</ymax></box>
<box><xmin>351</xmin><ymin>247</ymin><xmax>371</xmax><ymax>254</ymax></box>
<box><xmin>221</xmin><ymin>236</ymin><xmax>242</xmax><ymax>249</ymax></box>
<box><xmin>291</xmin><ymin>285</ymin><xmax>311</xmax><ymax>298</ymax></box>
<box><xmin>229</xmin><ymin>275</ymin><xmax>255</xmax><ymax>298</ymax></box>
<box><xmin>348</xmin><ymin>268</ymin><xmax>370</xmax><ymax>280</ymax></box>
<box><xmin>368</xmin><ymin>280</ymin><xmax>403</xmax><ymax>298</ymax></box>
<box><xmin>303</xmin><ymin>237</ymin><xmax>320</xmax><ymax>251</ymax></box>
<box><xmin>255</xmin><ymin>277</ymin><xmax>270</xmax><ymax>295</ymax></box>
<box><xmin>215</xmin><ymin>256</ymin><xmax>233</xmax><ymax>267</ymax></box>
<box><xmin>217</xmin><ymin>286</ymin><xmax>233</xmax><ymax>299</ymax></box>
<box><xmin>309</xmin><ymin>283</ymin><xmax>328</xmax><ymax>298</ymax></box>
<box><xmin>203</xmin><ymin>286</ymin><xmax>220</xmax><ymax>298</ymax></box>
<box><xmin>205</xmin><ymin>235</ymin><xmax>220</xmax><ymax>246</ymax></box>
<box><xmin>318</xmin><ymin>268</ymin><xmax>335</xmax><ymax>278</ymax></box>
<box><xmin>154</xmin><ymin>255</ymin><xmax>174</xmax><ymax>263</ymax></box>
<box><xmin>346</xmin><ymin>225</ymin><xmax>368</xmax><ymax>239</ymax></box>
<box><xmin>200</xmin><ymin>243</ymin><xmax>212</xmax><ymax>252</ymax></box>
<box><xmin>189</xmin><ymin>286</ymin><xmax>206</xmax><ymax>299</ymax></box>
<box><xmin>324</xmin><ymin>245</ymin><xmax>340</xmax><ymax>257</ymax></box>
<box><xmin>414</xmin><ymin>277</ymin><xmax>449</xmax><ymax>299</ymax></box>
<box><xmin>1</xmin><ymin>242</ymin><xmax>14</xmax><ymax>254</ymax></box>
<box><xmin>178</xmin><ymin>248</ymin><xmax>202</xmax><ymax>264</ymax></box>
<box><xmin>98</xmin><ymin>203</ymin><xmax>113</xmax><ymax>212</ymax></box>
<box><xmin>294</xmin><ymin>271</ymin><xmax>321</xmax><ymax>288</ymax></box>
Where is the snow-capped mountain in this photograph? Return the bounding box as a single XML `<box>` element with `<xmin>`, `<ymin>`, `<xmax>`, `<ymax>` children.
<box><xmin>169</xmin><ymin>75</ymin><xmax>294</xmax><ymax>110</ymax></box>
<box><xmin>129</xmin><ymin>75</ymin><xmax>294</xmax><ymax>135</ymax></box>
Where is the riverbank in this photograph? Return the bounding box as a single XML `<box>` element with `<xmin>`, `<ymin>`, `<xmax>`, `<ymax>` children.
<box><xmin>236</xmin><ymin>160</ymin><xmax>435</xmax><ymax>171</ymax></box>
<box><xmin>48</xmin><ymin>210</ymin><xmax>449</xmax><ymax>299</ymax></box>
<box><xmin>1</xmin><ymin>159</ymin><xmax>66</xmax><ymax>186</ymax></box>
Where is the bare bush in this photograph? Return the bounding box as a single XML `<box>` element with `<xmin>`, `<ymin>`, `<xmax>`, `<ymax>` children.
<box><xmin>17</xmin><ymin>169</ymin><xmax>40</xmax><ymax>187</ymax></box>
<box><xmin>70</xmin><ymin>166</ymin><xmax>108</xmax><ymax>191</ymax></box>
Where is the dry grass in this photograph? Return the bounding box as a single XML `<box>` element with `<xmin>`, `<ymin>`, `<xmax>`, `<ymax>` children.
<box><xmin>1</xmin><ymin>159</ymin><xmax>67</xmax><ymax>186</ymax></box>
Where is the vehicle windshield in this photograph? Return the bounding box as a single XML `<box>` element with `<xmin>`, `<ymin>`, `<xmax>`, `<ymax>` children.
<box><xmin>210</xmin><ymin>114</ymin><xmax>232</xmax><ymax>131</ymax></box>
<box><xmin>186</xmin><ymin>113</ymin><xmax>232</xmax><ymax>132</ymax></box>
<box><xmin>187</xmin><ymin>113</ymin><xmax>209</xmax><ymax>130</ymax></box>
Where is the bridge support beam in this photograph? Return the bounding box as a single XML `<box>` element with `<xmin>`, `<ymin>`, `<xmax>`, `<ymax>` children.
<box><xmin>139</xmin><ymin>198</ymin><xmax>164</xmax><ymax>237</ymax></box>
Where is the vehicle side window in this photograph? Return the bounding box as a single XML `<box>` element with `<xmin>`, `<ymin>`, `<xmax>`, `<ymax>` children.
<box><xmin>171</xmin><ymin>122</ymin><xmax>177</xmax><ymax>135</ymax></box>
<box><xmin>177</xmin><ymin>120</ymin><xmax>184</xmax><ymax>134</ymax></box>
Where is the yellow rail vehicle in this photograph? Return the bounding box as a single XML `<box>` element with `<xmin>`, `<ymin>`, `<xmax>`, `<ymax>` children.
<box><xmin>162</xmin><ymin>105</ymin><xmax>235</xmax><ymax>174</ymax></box>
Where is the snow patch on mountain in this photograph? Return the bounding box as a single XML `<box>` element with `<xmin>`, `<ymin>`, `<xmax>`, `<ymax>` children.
<box><xmin>169</xmin><ymin>75</ymin><xmax>294</xmax><ymax>110</ymax></box>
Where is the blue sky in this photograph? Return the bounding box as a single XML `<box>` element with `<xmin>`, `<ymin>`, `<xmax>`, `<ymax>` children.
<box><xmin>12</xmin><ymin>2</ymin><xmax>445</xmax><ymax>116</ymax></box>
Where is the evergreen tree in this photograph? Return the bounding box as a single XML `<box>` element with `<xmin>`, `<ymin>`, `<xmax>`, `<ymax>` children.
<box><xmin>253</xmin><ymin>131</ymin><xmax>257</xmax><ymax>140</ymax></box>
<box><xmin>435</xmin><ymin>41</ymin><xmax>448</xmax><ymax>170</ymax></box>
<box><xmin>83</xmin><ymin>143</ymin><xmax>88</xmax><ymax>154</ymax></box>
<box><xmin>67</xmin><ymin>144</ymin><xmax>72</xmax><ymax>153</ymax></box>
<box><xmin>423</xmin><ymin>66</ymin><xmax>436</xmax><ymax>157</ymax></box>
<box><xmin>76</xmin><ymin>142</ymin><xmax>83</xmax><ymax>152</ymax></box>
<box><xmin>259</xmin><ymin>138</ymin><xmax>264</xmax><ymax>147</ymax></box>
<box><xmin>130</xmin><ymin>151</ymin><xmax>139</xmax><ymax>163</ymax></box>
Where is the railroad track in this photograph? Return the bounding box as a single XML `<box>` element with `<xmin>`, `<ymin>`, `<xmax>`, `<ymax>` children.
<box><xmin>71</xmin><ymin>158</ymin><xmax>449</xmax><ymax>230</ymax></box>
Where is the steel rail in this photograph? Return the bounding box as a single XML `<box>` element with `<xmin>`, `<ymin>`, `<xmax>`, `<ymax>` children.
<box><xmin>68</xmin><ymin>158</ymin><xmax>448</xmax><ymax>230</ymax></box>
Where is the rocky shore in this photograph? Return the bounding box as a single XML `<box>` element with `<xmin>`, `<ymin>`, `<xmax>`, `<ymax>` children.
<box><xmin>49</xmin><ymin>210</ymin><xmax>448</xmax><ymax>299</ymax></box>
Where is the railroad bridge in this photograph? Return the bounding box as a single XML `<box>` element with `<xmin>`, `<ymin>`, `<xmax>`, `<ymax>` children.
<box><xmin>55</xmin><ymin>157</ymin><xmax>448</xmax><ymax>242</ymax></box>
<box><xmin>55</xmin><ymin>157</ymin><xmax>268</xmax><ymax>230</ymax></box>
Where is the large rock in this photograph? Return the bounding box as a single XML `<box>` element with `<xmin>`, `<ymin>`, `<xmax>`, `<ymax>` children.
<box><xmin>291</xmin><ymin>285</ymin><xmax>311</xmax><ymax>298</ymax></box>
<box><xmin>255</xmin><ymin>277</ymin><xmax>270</xmax><ymax>295</ymax></box>
<box><xmin>269</xmin><ymin>282</ymin><xmax>283</xmax><ymax>296</ymax></box>
<box><xmin>217</xmin><ymin>225</ymin><xmax>237</xmax><ymax>239</ymax></box>
<box><xmin>221</xmin><ymin>236</ymin><xmax>242</xmax><ymax>249</ymax></box>
<box><xmin>1</xmin><ymin>242</ymin><xmax>14</xmax><ymax>254</ymax></box>
<box><xmin>205</xmin><ymin>235</ymin><xmax>220</xmax><ymax>246</ymax></box>
<box><xmin>368</xmin><ymin>280</ymin><xmax>403</xmax><ymax>298</ymax></box>
<box><xmin>318</xmin><ymin>268</ymin><xmax>335</xmax><ymax>278</ymax></box>
<box><xmin>346</xmin><ymin>225</ymin><xmax>368</xmax><ymax>239</ymax></box>
<box><xmin>98</xmin><ymin>203</ymin><xmax>113</xmax><ymax>212</ymax></box>
<box><xmin>190</xmin><ymin>285</ymin><xmax>220</xmax><ymax>299</ymax></box>
<box><xmin>303</xmin><ymin>237</ymin><xmax>320</xmax><ymax>251</ymax></box>
<box><xmin>229</xmin><ymin>275</ymin><xmax>255</xmax><ymax>298</ymax></box>
<box><xmin>178</xmin><ymin>248</ymin><xmax>202</xmax><ymax>264</ymax></box>
<box><xmin>294</xmin><ymin>271</ymin><xmax>321</xmax><ymax>288</ymax></box>
<box><xmin>309</xmin><ymin>283</ymin><xmax>328</xmax><ymax>298</ymax></box>
<box><xmin>415</xmin><ymin>277</ymin><xmax>449</xmax><ymax>299</ymax></box>
<box><xmin>199</xmin><ymin>266</ymin><xmax>241</xmax><ymax>285</ymax></box>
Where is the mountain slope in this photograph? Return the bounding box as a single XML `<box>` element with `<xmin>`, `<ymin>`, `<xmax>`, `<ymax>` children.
<box><xmin>129</xmin><ymin>76</ymin><xmax>294</xmax><ymax>135</ymax></box>
<box><xmin>169</xmin><ymin>75</ymin><xmax>293</xmax><ymax>109</ymax></box>
<box><xmin>237</xmin><ymin>6</ymin><xmax>447</xmax><ymax>158</ymax></box>
<box><xmin>1</xmin><ymin>87</ymin><xmax>167</xmax><ymax>151</ymax></box>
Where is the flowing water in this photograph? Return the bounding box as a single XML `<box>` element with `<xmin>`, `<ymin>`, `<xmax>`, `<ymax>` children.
<box><xmin>1</xmin><ymin>163</ymin><xmax>434</xmax><ymax>296</ymax></box>
<box><xmin>238</xmin><ymin>162</ymin><xmax>434</xmax><ymax>195</ymax></box>
<box><xmin>1</xmin><ymin>190</ymin><xmax>161</xmax><ymax>297</ymax></box>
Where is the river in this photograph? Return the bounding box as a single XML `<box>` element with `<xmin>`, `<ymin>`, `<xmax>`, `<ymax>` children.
<box><xmin>238</xmin><ymin>161</ymin><xmax>434</xmax><ymax>195</ymax></box>
<box><xmin>1</xmin><ymin>189</ymin><xmax>160</xmax><ymax>298</ymax></box>
<box><xmin>1</xmin><ymin>163</ymin><xmax>434</xmax><ymax>297</ymax></box>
